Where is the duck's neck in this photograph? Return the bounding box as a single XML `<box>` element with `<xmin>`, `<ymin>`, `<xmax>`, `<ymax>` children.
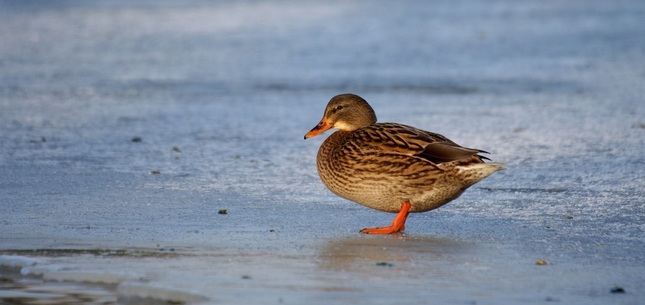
<box><xmin>318</xmin><ymin>130</ymin><xmax>350</xmax><ymax>155</ymax></box>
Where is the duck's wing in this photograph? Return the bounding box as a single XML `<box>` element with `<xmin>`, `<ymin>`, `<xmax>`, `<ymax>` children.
<box><xmin>351</xmin><ymin>123</ymin><xmax>487</xmax><ymax>164</ymax></box>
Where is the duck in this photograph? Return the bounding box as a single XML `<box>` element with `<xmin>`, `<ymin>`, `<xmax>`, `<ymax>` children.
<box><xmin>304</xmin><ymin>93</ymin><xmax>504</xmax><ymax>234</ymax></box>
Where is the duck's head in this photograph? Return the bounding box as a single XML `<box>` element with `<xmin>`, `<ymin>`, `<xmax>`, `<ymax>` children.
<box><xmin>304</xmin><ymin>94</ymin><xmax>377</xmax><ymax>139</ymax></box>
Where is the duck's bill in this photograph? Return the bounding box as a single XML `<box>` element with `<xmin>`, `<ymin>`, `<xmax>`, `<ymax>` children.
<box><xmin>304</xmin><ymin>118</ymin><xmax>332</xmax><ymax>139</ymax></box>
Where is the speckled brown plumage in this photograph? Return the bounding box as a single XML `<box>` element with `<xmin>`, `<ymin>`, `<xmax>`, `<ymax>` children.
<box><xmin>305</xmin><ymin>93</ymin><xmax>503</xmax><ymax>233</ymax></box>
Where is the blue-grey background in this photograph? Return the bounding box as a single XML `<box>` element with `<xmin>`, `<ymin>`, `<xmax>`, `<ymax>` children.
<box><xmin>1</xmin><ymin>1</ymin><xmax>644</xmax><ymax>304</ymax></box>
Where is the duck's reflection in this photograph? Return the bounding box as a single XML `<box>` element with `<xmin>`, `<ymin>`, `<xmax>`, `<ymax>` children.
<box><xmin>318</xmin><ymin>234</ymin><xmax>472</xmax><ymax>277</ymax></box>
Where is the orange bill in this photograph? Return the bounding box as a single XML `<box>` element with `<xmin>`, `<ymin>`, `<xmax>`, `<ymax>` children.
<box><xmin>304</xmin><ymin>117</ymin><xmax>332</xmax><ymax>139</ymax></box>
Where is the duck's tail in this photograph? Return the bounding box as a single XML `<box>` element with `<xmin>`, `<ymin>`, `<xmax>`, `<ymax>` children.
<box><xmin>457</xmin><ymin>162</ymin><xmax>505</xmax><ymax>186</ymax></box>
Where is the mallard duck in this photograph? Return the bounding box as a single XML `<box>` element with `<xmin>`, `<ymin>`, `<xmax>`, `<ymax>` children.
<box><xmin>304</xmin><ymin>93</ymin><xmax>504</xmax><ymax>234</ymax></box>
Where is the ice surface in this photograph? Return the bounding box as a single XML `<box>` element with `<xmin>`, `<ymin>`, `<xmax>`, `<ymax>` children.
<box><xmin>1</xmin><ymin>0</ymin><xmax>644</xmax><ymax>304</ymax></box>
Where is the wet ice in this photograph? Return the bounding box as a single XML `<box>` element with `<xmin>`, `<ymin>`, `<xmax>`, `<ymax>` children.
<box><xmin>1</xmin><ymin>1</ymin><xmax>644</xmax><ymax>304</ymax></box>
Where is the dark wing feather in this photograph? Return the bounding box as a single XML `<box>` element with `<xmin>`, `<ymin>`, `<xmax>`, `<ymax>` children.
<box><xmin>351</xmin><ymin>123</ymin><xmax>487</xmax><ymax>164</ymax></box>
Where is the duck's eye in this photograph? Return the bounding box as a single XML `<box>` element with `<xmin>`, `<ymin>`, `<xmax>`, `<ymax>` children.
<box><xmin>330</xmin><ymin>105</ymin><xmax>344</xmax><ymax>114</ymax></box>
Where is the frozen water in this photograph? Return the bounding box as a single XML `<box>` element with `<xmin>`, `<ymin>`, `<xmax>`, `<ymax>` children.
<box><xmin>1</xmin><ymin>0</ymin><xmax>644</xmax><ymax>304</ymax></box>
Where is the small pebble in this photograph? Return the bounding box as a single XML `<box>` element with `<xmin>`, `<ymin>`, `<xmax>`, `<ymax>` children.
<box><xmin>241</xmin><ymin>275</ymin><xmax>251</xmax><ymax>280</ymax></box>
<box><xmin>375</xmin><ymin>262</ymin><xmax>394</xmax><ymax>267</ymax></box>
<box><xmin>0</xmin><ymin>277</ymin><xmax>14</xmax><ymax>284</ymax></box>
<box><xmin>149</xmin><ymin>170</ymin><xmax>160</xmax><ymax>175</ymax></box>
<box><xmin>30</xmin><ymin>137</ymin><xmax>47</xmax><ymax>143</ymax></box>
<box><xmin>610</xmin><ymin>287</ymin><xmax>625</xmax><ymax>294</ymax></box>
<box><xmin>172</xmin><ymin>146</ymin><xmax>181</xmax><ymax>153</ymax></box>
<box><xmin>131</xmin><ymin>137</ymin><xmax>142</xmax><ymax>143</ymax></box>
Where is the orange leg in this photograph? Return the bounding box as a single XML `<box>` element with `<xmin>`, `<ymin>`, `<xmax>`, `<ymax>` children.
<box><xmin>360</xmin><ymin>201</ymin><xmax>411</xmax><ymax>234</ymax></box>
